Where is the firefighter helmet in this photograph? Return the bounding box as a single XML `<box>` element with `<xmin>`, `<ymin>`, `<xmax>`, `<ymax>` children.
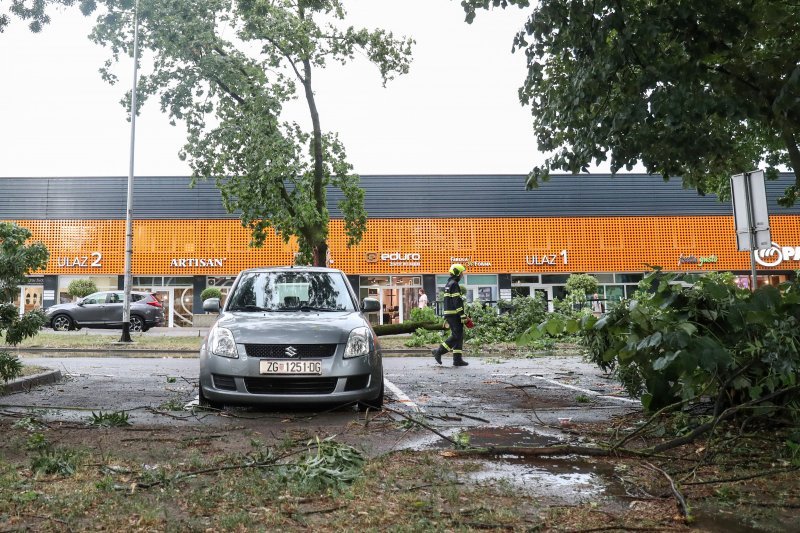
<box><xmin>449</xmin><ymin>263</ymin><xmax>466</xmax><ymax>276</ymax></box>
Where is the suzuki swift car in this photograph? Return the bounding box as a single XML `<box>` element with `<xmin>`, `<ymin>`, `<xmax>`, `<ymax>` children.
<box><xmin>198</xmin><ymin>267</ymin><xmax>383</xmax><ymax>411</ymax></box>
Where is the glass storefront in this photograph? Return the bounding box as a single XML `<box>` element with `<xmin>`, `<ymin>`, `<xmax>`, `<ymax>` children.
<box><xmin>436</xmin><ymin>274</ymin><xmax>498</xmax><ymax>307</ymax></box>
<box><xmin>359</xmin><ymin>275</ymin><xmax>422</xmax><ymax>325</ymax></box>
<box><xmin>133</xmin><ymin>276</ymin><xmax>194</xmax><ymax>327</ymax></box>
<box><xmin>57</xmin><ymin>275</ymin><xmax>118</xmax><ymax>304</ymax></box>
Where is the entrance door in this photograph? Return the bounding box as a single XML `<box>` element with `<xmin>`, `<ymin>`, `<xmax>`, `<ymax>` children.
<box><xmin>153</xmin><ymin>289</ymin><xmax>174</xmax><ymax>328</ymax></box>
<box><xmin>512</xmin><ymin>284</ymin><xmax>553</xmax><ymax>312</ymax></box>
<box><xmin>381</xmin><ymin>288</ymin><xmax>400</xmax><ymax>325</ymax></box>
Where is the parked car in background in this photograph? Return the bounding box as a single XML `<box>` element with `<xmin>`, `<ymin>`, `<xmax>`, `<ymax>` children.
<box><xmin>199</xmin><ymin>267</ymin><xmax>383</xmax><ymax>411</ymax></box>
<box><xmin>44</xmin><ymin>291</ymin><xmax>164</xmax><ymax>332</ymax></box>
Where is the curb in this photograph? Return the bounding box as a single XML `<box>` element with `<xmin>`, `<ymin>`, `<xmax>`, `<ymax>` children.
<box><xmin>3</xmin><ymin>369</ymin><xmax>62</xmax><ymax>394</ymax></box>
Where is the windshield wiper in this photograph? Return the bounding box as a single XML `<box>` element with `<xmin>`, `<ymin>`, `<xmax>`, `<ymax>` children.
<box><xmin>232</xmin><ymin>305</ymin><xmax>273</xmax><ymax>312</ymax></box>
<box><xmin>299</xmin><ymin>305</ymin><xmax>340</xmax><ymax>312</ymax></box>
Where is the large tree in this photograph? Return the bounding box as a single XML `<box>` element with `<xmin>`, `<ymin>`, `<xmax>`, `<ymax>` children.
<box><xmin>91</xmin><ymin>0</ymin><xmax>413</xmax><ymax>265</ymax></box>
<box><xmin>463</xmin><ymin>0</ymin><xmax>800</xmax><ymax>205</ymax></box>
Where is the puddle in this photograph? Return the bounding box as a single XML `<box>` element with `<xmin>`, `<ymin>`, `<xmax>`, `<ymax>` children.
<box><xmin>468</xmin><ymin>457</ymin><xmax>613</xmax><ymax>504</ymax></box>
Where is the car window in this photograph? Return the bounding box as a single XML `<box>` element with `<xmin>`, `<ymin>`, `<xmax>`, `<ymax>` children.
<box><xmin>130</xmin><ymin>293</ymin><xmax>144</xmax><ymax>302</ymax></box>
<box><xmin>82</xmin><ymin>292</ymin><xmax>106</xmax><ymax>305</ymax></box>
<box><xmin>227</xmin><ymin>271</ymin><xmax>355</xmax><ymax>312</ymax></box>
<box><xmin>106</xmin><ymin>292</ymin><xmax>120</xmax><ymax>304</ymax></box>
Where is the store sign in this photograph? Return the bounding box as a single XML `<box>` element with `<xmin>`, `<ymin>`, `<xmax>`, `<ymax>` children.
<box><xmin>450</xmin><ymin>256</ymin><xmax>491</xmax><ymax>267</ymax></box>
<box><xmin>170</xmin><ymin>257</ymin><xmax>227</xmax><ymax>268</ymax></box>
<box><xmin>365</xmin><ymin>251</ymin><xmax>421</xmax><ymax>267</ymax></box>
<box><xmin>56</xmin><ymin>251</ymin><xmax>102</xmax><ymax>268</ymax></box>
<box><xmin>678</xmin><ymin>254</ymin><xmax>718</xmax><ymax>266</ymax></box>
<box><xmin>754</xmin><ymin>242</ymin><xmax>800</xmax><ymax>267</ymax></box>
<box><xmin>525</xmin><ymin>249</ymin><xmax>568</xmax><ymax>266</ymax></box>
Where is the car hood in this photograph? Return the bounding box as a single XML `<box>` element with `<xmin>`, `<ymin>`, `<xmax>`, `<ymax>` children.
<box><xmin>214</xmin><ymin>311</ymin><xmax>369</xmax><ymax>345</ymax></box>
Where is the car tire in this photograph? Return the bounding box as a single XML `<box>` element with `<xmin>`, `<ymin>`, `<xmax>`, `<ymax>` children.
<box><xmin>357</xmin><ymin>379</ymin><xmax>384</xmax><ymax>412</ymax></box>
<box><xmin>198</xmin><ymin>384</ymin><xmax>224</xmax><ymax>410</ymax></box>
<box><xmin>129</xmin><ymin>315</ymin><xmax>145</xmax><ymax>333</ymax></box>
<box><xmin>51</xmin><ymin>314</ymin><xmax>74</xmax><ymax>331</ymax></box>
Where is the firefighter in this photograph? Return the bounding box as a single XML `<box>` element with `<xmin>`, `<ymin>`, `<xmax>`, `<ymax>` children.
<box><xmin>432</xmin><ymin>263</ymin><xmax>473</xmax><ymax>366</ymax></box>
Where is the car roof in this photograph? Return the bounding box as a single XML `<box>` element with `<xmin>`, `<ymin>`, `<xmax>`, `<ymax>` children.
<box><xmin>238</xmin><ymin>266</ymin><xmax>344</xmax><ymax>274</ymax></box>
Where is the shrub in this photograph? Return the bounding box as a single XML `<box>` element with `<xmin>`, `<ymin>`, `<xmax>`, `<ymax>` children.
<box><xmin>66</xmin><ymin>279</ymin><xmax>97</xmax><ymax>299</ymax></box>
<box><xmin>539</xmin><ymin>270</ymin><xmax>800</xmax><ymax>417</ymax></box>
<box><xmin>465</xmin><ymin>296</ymin><xmax>548</xmax><ymax>348</ymax></box>
<box><xmin>200</xmin><ymin>287</ymin><xmax>223</xmax><ymax>302</ymax></box>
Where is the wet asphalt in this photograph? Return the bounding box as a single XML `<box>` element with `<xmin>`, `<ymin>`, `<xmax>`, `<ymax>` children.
<box><xmin>3</xmin><ymin>353</ymin><xmax>638</xmax><ymax>434</ymax></box>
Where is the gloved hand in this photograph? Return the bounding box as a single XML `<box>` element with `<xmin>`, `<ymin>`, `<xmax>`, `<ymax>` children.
<box><xmin>464</xmin><ymin>317</ymin><xmax>475</xmax><ymax>329</ymax></box>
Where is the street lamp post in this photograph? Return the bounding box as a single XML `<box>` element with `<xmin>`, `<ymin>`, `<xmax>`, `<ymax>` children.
<box><xmin>120</xmin><ymin>0</ymin><xmax>140</xmax><ymax>343</ymax></box>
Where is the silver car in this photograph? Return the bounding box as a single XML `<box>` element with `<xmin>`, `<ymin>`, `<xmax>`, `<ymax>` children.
<box><xmin>198</xmin><ymin>267</ymin><xmax>383</xmax><ymax>410</ymax></box>
<box><xmin>45</xmin><ymin>291</ymin><xmax>165</xmax><ymax>332</ymax></box>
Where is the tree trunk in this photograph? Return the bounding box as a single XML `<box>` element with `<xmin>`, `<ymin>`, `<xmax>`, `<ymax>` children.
<box><xmin>781</xmin><ymin>127</ymin><xmax>800</xmax><ymax>187</ymax></box>
<box><xmin>312</xmin><ymin>241</ymin><xmax>328</xmax><ymax>267</ymax></box>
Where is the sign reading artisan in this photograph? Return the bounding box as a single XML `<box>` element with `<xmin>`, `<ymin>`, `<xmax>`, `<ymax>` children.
<box><xmin>170</xmin><ymin>258</ymin><xmax>227</xmax><ymax>268</ymax></box>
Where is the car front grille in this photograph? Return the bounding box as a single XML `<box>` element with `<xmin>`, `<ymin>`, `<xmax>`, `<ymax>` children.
<box><xmin>244</xmin><ymin>344</ymin><xmax>337</xmax><ymax>358</ymax></box>
<box><xmin>244</xmin><ymin>377</ymin><xmax>338</xmax><ymax>395</ymax></box>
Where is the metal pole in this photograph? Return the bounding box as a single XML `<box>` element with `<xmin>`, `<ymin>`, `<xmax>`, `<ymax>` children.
<box><xmin>120</xmin><ymin>0</ymin><xmax>140</xmax><ymax>342</ymax></box>
<box><xmin>743</xmin><ymin>172</ymin><xmax>759</xmax><ymax>292</ymax></box>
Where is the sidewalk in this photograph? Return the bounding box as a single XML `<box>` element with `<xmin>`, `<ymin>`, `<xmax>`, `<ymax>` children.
<box><xmin>46</xmin><ymin>326</ymin><xmax>210</xmax><ymax>337</ymax></box>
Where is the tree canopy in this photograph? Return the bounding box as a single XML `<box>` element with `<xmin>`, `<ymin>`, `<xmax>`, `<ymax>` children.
<box><xmin>0</xmin><ymin>222</ymin><xmax>49</xmax><ymax>346</ymax></box>
<box><xmin>90</xmin><ymin>0</ymin><xmax>413</xmax><ymax>265</ymax></box>
<box><xmin>463</xmin><ymin>0</ymin><xmax>800</xmax><ymax>205</ymax></box>
<box><xmin>0</xmin><ymin>0</ymin><xmax>95</xmax><ymax>33</ymax></box>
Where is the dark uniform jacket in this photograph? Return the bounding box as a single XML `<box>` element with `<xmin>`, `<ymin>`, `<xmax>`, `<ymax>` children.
<box><xmin>442</xmin><ymin>276</ymin><xmax>465</xmax><ymax>320</ymax></box>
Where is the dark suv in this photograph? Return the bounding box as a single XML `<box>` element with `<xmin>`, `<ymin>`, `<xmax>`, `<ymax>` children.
<box><xmin>44</xmin><ymin>291</ymin><xmax>165</xmax><ymax>332</ymax></box>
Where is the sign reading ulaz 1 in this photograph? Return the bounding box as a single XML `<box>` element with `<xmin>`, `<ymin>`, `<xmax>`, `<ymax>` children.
<box><xmin>525</xmin><ymin>250</ymin><xmax>568</xmax><ymax>266</ymax></box>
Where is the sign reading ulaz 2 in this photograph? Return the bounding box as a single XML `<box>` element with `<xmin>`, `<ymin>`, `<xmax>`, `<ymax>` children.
<box><xmin>56</xmin><ymin>252</ymin><xmax>103</xmax><ymax>268</ymax></box>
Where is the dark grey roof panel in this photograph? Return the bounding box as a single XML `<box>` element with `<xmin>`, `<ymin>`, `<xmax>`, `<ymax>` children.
<box><xmin>1</xmin><ymin>174</ymin><xmax>799</xmax><ymax>220</ymax></box>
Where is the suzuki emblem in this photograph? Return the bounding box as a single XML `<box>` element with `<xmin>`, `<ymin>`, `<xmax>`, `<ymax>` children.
<box><xmin>285</xmin><ymin>346</ymin><xmax>298</xmax><ymax>358</ymax></box>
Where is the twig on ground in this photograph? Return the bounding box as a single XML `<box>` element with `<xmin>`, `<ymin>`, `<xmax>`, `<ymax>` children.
<box><xmin>455</xmin><ymin>412</ymin><xmax>489</xmax><ymax>423</ymax></box>
<box><xmin>644</xmin><ymin>461</ymin><xmax>690</xmax><ymax>521</ymax></box>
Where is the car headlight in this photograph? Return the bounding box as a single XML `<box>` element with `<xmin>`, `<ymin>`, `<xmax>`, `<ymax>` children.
<box><xmin>208</xmin><ymin>327</ymin><xmax>238</xmax><ymax>358</ymax></box>
<box><xmin>344</xmin><ymin>326</ymin><xmax>371</xmax><ymax>358</ymax></box>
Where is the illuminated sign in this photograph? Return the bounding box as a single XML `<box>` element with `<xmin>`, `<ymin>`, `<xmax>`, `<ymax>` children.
<box><xmin>678</xmin><ymin>254</ymin><xmax>718</xmax><ymax>266</ymax></box>
<box><xmin>450</xmin><ymin>256</ymin><xmax>491</xmax><ymax>267</ymax></box>
<box><xmin>525</xmin><ymin>249</ymin><xmax>568</xmax><ymax>266</ymax></box>
<box><xmin>170</xmin><ymin>258</ymin><xmax>227</xmax><ymax>268</ymax></box>
<box><xmin>754</xmin><ymin>242</ymin><xmax>800</xmax><ymax>267</ymax></box>
<box><xmin>56</xmin><ymin>252</ymin><xmax>102</xmax><ymax>268</ymax></box>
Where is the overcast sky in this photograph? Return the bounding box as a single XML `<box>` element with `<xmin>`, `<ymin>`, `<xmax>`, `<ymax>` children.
<box><xmin>0</xmin><ymin>1</ymin><xmax>553</xmax><ymax>178</ymax></box>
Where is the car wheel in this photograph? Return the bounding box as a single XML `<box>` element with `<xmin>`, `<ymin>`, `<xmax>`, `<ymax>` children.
<box><xmin>129</xmin><ymin>315</ymin><xmax>145</xmax><ymax>333</ymax></box>
<box><xmin>357</xmin><ymin>379</ymin><xmax>384</xmax><ymax>412</ymax></box>
<box><xmin>52</xmin><ymin>314</ymin><xmax>73</xmax><ymax>331</ymax></box>
<box><xmin>198</xmin><ymin>384</ymin><xmax>224</xmax><ymax>410</ymax></box>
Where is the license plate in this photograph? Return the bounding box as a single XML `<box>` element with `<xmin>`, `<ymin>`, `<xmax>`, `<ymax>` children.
<box><xmin>260</xmin><ymin>360</ymin><xmax>321</xmax><ymax>375</ymax></box>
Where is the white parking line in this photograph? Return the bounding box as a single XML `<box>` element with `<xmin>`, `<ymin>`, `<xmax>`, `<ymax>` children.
<box><xmin>525</xmin><ymin>374</ymin><xmax>641</xmax><ymax>404</ymax></box>
<box><xmin>384</xmin><ymin>378</ymin><xmax>424</xmax><ymax>412</ymax></box>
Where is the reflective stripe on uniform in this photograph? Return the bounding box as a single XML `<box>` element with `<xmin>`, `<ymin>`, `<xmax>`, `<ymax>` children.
<box><xmin>443</xmin><ymin>307</ymin><xmax>463</xmax><ymax>315</ymax></box>
<box><xmin>441</xmin><ymin>341</ymin><xmax>451</xmax><ymax>351</ymax></box>
<box><xmin>452</xmin><ymin>349</ymin><xmax>463</xmax><ymax>354</ymax></box>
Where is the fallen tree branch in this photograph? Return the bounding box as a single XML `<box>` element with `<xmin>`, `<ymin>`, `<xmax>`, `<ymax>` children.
<box><xmin>682</xmin><ymin>466</ymin><xmax>799</xmax><ymax>486</ymax></box>
<box><xmin>650</xmin><ymin>385</ymin><xmax>800</xmax><ymax>454</ymax></box>
<box><xmin>644</xmin><ymin>461</ymin><xmax>690</xmax><ymax>521</ymax></box>
<box><xmin>381</xmin><ymin>406</ymin><xmax>462</xmax><ymax>447</ymax></box>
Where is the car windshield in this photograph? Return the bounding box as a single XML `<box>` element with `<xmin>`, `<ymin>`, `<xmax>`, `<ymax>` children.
<box><xmin>226</xmin><ymin>271</ymin><xmax>355</xmax><ymax>312</ymax></box>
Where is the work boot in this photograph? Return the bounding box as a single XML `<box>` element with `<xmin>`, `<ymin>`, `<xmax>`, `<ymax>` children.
<box><xmin>431</xmin><ymin>347</ymin><xmax>442</xmax><ymax>365</ymax></box>
<box><xmin>452</xmin><ymin>356</ymin><xmax>468</xmax><ymax>367</ymax></box>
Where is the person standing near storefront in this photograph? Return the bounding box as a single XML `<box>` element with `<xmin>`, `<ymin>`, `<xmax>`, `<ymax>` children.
<box><xmin>417</xmin><ymin>288</ymin><xmax>428</xmax><ymax>308</ymax></box>
<box><xmin>432</xmin><ymin>263</ymin><xmax>472</xmax><ymax>367</ymax></box>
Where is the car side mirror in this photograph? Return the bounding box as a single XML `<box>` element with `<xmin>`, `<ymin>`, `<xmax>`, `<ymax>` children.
<box><xmin>361</xmin><ymin>297</ymin><xmax>380</xmax><ymax>313</ymax></box>
<box><xmin>77</xmin><ymin>299</ymin><xmax>85</xmax><ymax>306</ymax></box>
<box><xmin>203</xmin><ymin>297</ymin><xmax>221</xmax><ymax>313</ymax></box>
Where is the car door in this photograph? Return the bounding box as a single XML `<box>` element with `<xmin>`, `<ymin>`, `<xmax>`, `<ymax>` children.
<box><xmin>75</xmin><ymin>292</ymin><xmax>108</xmax><ymax>326</ymax></box>
<box><xmin>103</xmin><ymin>291</ymin><xmax>125</xmax><ymax>325</ymax></box>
